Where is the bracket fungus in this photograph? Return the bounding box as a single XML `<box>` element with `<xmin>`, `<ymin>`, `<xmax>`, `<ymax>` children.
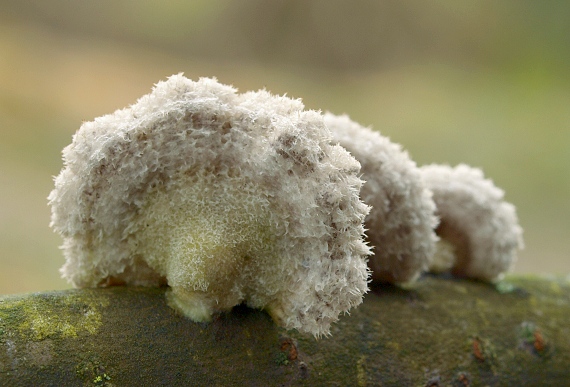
<box><xmin>420</xmin><ymin>164</ymin><xmax>524</xmax><ymax>282</ymax></box>
<box><xmin>325</xmin><ymin>113</ymin><xmax>438</xmax><ymax>283</ymax></box>
<box><xmin>48</xmin><ymin>74</ymin><xmax>371</xmax><ymax>336</ymax></box>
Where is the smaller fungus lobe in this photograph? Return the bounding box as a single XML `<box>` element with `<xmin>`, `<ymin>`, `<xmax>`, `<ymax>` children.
<box><xmin>421</xmin><ymin>164</ymin><xmax>524</xmax><ymax>282</ymax></box>
<box><xmin>325</xmin><ymin>113</ymin><xmax>438</xmax><ymax>284</ymax></box>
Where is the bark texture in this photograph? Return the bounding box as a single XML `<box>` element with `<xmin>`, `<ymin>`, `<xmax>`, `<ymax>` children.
<box><xmin>1</xmin><ymin>275</ymin><xmax>569</xmax><ymax>386</ymax></box>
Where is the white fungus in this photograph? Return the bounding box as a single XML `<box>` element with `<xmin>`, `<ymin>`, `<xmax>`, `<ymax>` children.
<box><xmin>324</xmin><ymin>113</ymin><xmax>438</xmax><ymax>283</ymax></box>
<box><xmin>48</xmin><ymin>74</ymin><xmax>371</xmax><ymax>336</ymax></box>
<box><xmin>420</xmin><ymin>164</ymin><xmax>524</xmax><ymax>282</ymax></box>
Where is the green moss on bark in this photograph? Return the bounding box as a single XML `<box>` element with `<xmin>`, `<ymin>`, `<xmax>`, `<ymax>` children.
<box><xmin>0</xmin><ymin>290</ymin><xmax>109</xmax><ymax>342</ymax></box>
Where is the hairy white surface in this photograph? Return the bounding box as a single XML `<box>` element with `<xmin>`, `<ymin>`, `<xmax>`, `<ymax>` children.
<box><xmin>421</xmin><ymin>164</ymin><xmax>524</xmax><ymax>282</ymax></box>
<box><xmin>49</xmin><ymin>74</ymin><xmax>371</xmax><ymax>336</ymax></box>
<box><xmin>325</xmin><ymin>113</ymin><xmax>438</xmax><ymax>283</ymax></box>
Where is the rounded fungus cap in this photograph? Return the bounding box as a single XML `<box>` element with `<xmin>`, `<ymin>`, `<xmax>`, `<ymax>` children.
<box><xmin>421</xmin><ymin>164</ymin><xmax>524</xmax><ymax>282</ymax></box>
<box><xmin>48</xmin><ymin>74</ymin><xmax>371</xmax><ymax>336</ymax></box>
<box><xmin>324</xmin><ymin>113</ymin><xmax>438</xmax><ymax>283</ymax></box>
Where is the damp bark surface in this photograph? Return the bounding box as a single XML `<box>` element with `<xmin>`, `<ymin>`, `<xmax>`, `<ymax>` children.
<box><xmin>1</xmin><ymin>274</ymin><xmax>569</xmax><ymax>386</ymax></box>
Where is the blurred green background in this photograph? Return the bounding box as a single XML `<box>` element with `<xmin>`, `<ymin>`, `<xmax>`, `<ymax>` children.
<box><xmin>0</xmin><ymin>1</ymin><xmax>568</xmax><ymax>294</ymax></box>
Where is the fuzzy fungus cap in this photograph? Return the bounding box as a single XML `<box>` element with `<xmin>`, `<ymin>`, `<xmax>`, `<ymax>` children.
<box><xmin>48</xmin><ymin>74</ymin><xmax>371</xmax><ymax>336</ymax></box>
<box><xmin>324</xmin><ymin>113</ymin><xmax>438</xmax><ymax>283</ymax></box>
<box><xmin>420</xmin><ymin>164</ymin><xmax>524</xmax><ymax>282</ymax></box>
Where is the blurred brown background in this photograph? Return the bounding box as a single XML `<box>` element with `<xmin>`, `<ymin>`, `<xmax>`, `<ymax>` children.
<box><xmin>1</xmin><ymin>1</ymin><xmax>568</xmax><ymax>294</ymax></box>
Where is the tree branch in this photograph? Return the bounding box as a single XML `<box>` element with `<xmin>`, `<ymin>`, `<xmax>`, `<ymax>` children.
<box><xmin>1</xmin><ymin>275</ymin><xmax>569</xmax><ymax>386</ymax></box>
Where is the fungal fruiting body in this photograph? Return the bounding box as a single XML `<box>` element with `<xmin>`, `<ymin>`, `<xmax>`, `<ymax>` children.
<box><xmin>49</xmin><ymin>74</ymin><xmax>371</xmax><ymax>336</ymax></box>
<box><xmin>325</xmin><ymin>113</ymin><xmax>438</xmax><ymax>283</ymax></box>
<box><xmin>420</xmin><ymin>164</ymin><xmax>524</xmax><ymax>281</ymax></box>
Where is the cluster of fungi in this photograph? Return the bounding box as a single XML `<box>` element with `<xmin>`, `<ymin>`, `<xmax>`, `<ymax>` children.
<box><xmin>49</xmin><ymin>75</ymin><xmax>523</xmax><ymax>336</ymax></box>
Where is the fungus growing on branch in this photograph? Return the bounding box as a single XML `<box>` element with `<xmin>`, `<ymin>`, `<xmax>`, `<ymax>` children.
<box><xmin>324</xmin><ymin>113</ymin><xmax>438</xmax><ymax>283</ymax></box>
<box><xmin>48</xmin><ymin>74</ymin><xmax>371</xmax><ymax>336</ymax></box>
<box><xmin>420</xmin><ymin>164</ymin><xmax>524</xmax><ymax>281</ymax></box>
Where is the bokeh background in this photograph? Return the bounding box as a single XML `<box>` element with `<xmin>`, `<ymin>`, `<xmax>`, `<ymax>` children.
<box><xmin>1</xmin><ymin>1</ymin><xmax>568</xmax><ymax>294</ymax></box>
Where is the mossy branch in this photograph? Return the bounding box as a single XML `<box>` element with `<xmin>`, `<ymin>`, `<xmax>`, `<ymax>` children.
<box><xmin>1</xmin><ymin>275</ymin><xmax>569</xmax><ymax>386</ymax></box>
